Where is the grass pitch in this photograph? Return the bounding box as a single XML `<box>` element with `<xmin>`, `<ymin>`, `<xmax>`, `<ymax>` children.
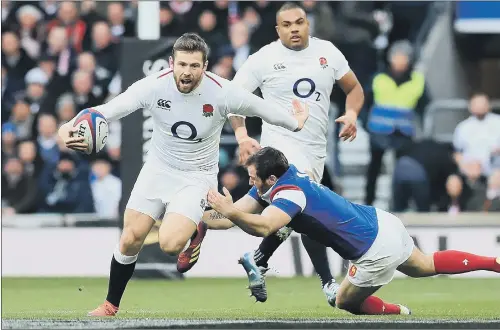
<box><xmin>2</xmin><ymin>277</ymin><xmax>500</xmax><ymax>328</ymax></box>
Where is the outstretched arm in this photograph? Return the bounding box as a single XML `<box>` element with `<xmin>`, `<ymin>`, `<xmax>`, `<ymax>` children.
<box><xmin>223</xmin><ymin>84</ymin><xmax>308</xmax><ymax>132</ymax></box>
<box><xmin>207</xmin><ymin>188</ymin><xmax>294</xmax><ymax>237</ymax></box>
<box><xmin>58</xmin><ymin>79</ymin><xmax>152</xmax><ymax>151</ymax></box>
<box><xmin>203</xmin><ymin>193</ymin><xmax>265</xmax><ymax>230</ymax></box>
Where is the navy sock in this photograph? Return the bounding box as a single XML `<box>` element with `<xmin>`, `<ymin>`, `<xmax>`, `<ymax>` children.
<box><xmin>301</xmin><ymin>234</ymin><xmax>333</xmax><ymax>286</ymax></box>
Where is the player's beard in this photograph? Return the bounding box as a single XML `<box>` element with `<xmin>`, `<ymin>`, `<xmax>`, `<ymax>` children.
<box><xmin>174</xmin><ymin>73</ymin><xmax>201</xmax><ymax>94</ymax></box>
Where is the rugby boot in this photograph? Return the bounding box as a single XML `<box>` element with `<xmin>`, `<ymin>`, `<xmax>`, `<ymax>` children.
<box><xmin>322</xmin><ymin>279</ymin><xmax>340</xmax><ymax>307</ymax></box>
<box><xmin>397</xmin><ymin>304</ymin><xmax>412</xmax><ymax>315</ymax></box>
<box><xmin>88</xmin><ymin>301</ymin><xmax>118</xmax><ymax>316</ymax></box>
<box><xmin>177</xmin><ymin>221</ymin><xmax>208</xmax><ymax>273</ymax></box>
<box><xmin>239</xmin><ymin>251</ymin><xmax>269</xmax><ymax>302</ymax></box>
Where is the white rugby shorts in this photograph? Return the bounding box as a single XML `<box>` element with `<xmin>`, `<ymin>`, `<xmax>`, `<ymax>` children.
<box><xmin>260</xmin><ymin>137</ymin><xmax>326</xmax><ymax>182</ymax></box>
<box><xmin>347</xmin><ymin>208</ymin><xmax>415</xmax><ymax>287</ymax></box>
<box><xmin>126</xmin><ymin>160</ymin><xmax>217</xmax><ymax>224</ymax></box>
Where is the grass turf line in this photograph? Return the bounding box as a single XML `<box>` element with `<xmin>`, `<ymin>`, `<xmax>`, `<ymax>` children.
<box><xmin>2</xmin><ymin>277</ymin><xmax>500</xmax><ymax>320</ymax></box>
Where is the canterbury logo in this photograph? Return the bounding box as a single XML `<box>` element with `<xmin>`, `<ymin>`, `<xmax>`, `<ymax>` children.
<box><xmin>157</xmin><ymin>99</ymin><xmax>171</xmax><ymax>109</ymax></box>
<box><xmin>273</xmin><ymin>63</ymin><xmax>286</xmax><ymax>71</ymax></box>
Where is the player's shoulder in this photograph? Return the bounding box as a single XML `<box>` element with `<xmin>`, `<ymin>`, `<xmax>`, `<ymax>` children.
<box><xmin>204</xmin><ymin>71</ymin><xmax>230</xmax><ymax>87</ymax></box>
<box><xmin>247</xmin><ymin>40</ymin><xmax>281</xmax><ymax>62</ymax></box>
<box><xmin>311</xmin><ymin>37</ymin><xmax>344</xmax><ymax>57</ymax></box>
<box><xmin>270</xmin><ymin>181</ymin><xmax>307</xmax><ymax>208</ymax></box>
<box><xmin>132</xmin><ymin>68</ymin><xmax>173</xmax><ymax>89</ymax></box>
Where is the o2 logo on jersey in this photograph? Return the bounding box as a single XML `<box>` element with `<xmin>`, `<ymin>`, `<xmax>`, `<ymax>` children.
<box><xmin>171</xmin><ymin>121</ymin><xmax>202</xmax><ymax>143</ymax></box>
<box><xmin>293</xmin><ymin>78</ymin><xmax>321</xmax><ymax>101</ymax></box>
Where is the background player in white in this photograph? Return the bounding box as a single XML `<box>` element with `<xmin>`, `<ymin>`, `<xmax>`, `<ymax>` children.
<box><xmin>178</xmin><ymin>3</ymin><xmax>364</xmax><ymax>307</ymax></box>
<box><xmin>57</xmin><ymin>33</ymin><xmax>309</xmax><ymax>317</ymax></box>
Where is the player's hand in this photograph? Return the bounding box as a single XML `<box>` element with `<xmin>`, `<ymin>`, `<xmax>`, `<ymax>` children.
<box><xmin>335</xmin><ymin>110</ymin><xmax>358</xmax><ymax>142</ymax></box>
<box><xmin>207</xmin><ymin>187</ymin><xmax>234</xmax><ymax>217</ymax></box>
<box><xmin>292</xmin><ymin>99</ymin><xmax>309</xmax><ymax>131</ymax></box>
<box><xmin>58</xmin><ymin>123</ymin><xmax>89</xmax><ymax>153</ymax></box>
<box><xmin>238</xmin><ymin>137</ymin><xmax>261</xmax><ymax>164</ymax></box>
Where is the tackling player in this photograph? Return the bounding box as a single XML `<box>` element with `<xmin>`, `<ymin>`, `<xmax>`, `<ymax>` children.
<box><xmin>177</xmin><ymin>2</ymin><xmax>364</xmax><ymax>306</ymax></box>
<box><xmin>206</xmin><ymin>147</ymin><xmax>500</xmax><ymax>315</ymax></box>
<box><xmin>58</xmin><ymin>33</ymin><xmax>309</xmax><ymax>317</ymax></box>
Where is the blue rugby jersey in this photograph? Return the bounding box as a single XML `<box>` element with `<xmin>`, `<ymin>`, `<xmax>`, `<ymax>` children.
<box><xmin>248</xmin><ymin>165</ymin><xmax>379</xmax><ymax>260</ymax></box>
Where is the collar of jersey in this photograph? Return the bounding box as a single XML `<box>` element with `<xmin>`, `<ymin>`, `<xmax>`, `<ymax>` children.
<box><xmin>260</xmin><ymin>165</ymin><xmax>296</xmax><ymax>203</ymax></box>
<box><xmin>279</xmin><ymin>37</ymin><xmax>311</xmax><ymax>54</ymax></box>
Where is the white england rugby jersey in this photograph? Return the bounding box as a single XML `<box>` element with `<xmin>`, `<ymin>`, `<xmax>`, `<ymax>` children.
<box><xmin>232</xmin><ymin>37</ymin><xmax>350</xmax><ymax>156</ymax></box>
<box><xmin>93</xmin><ymin>69</ymin><xmax>299</xmax><ymax>173</ymax></box>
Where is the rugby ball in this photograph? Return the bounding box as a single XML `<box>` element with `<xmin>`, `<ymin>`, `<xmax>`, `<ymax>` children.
<box><xmin>73</xmin><ymin>108</ymin><xmax>108</xmax><ymax>155</ymax></box>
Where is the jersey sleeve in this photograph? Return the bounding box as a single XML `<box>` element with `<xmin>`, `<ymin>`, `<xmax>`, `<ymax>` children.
<box><xmin>92</xmin><ymin>78</ymin><xmax>153</xmax><ymax>122</ymax></box>
<box><xmin>220</xmin><ymin>82</ymin><xmax>299</xmax><ymax>131</ymax></box>
<box><xmin>270</xmin><ymin>187</ymin><xmax>307</xmax><ymax>218</ymax></box>
<box><xmin>232</xmin><ymin>54</ymin><xmax>263</xmax><ymax>93</ymax></box>
<box><xmin>330</xmin><ymin>43</ymin><xmax>351</xmax><ymax>81</ymax></box>
<box><xmin>246</xmin><ymin>186</ymin><xmax>269</xmax><ymax>208</ymax></box>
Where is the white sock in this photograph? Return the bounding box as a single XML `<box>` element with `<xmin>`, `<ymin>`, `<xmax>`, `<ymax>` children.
<box><xmin>113</xmin><ymin>245</ymin><xmax>138</xmax><ymax>265</ymax></box>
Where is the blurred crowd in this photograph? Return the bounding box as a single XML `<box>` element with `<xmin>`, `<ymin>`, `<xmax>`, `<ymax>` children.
<box><xmin>2</xmin><ymin>0</ymin><xmax>498</xmax><ymax>217</ymax></box>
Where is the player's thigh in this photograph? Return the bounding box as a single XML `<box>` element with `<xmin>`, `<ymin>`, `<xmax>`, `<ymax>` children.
<box><xmin>348</xmin><ymin>209</ymin><xmax>414</xmax><ymax>287</ymax></box>
<box><xmin>397</xmin><ymin>245</ymin><xmax>436</xmax><ymax>277</ymax></box>
<box><xmin>119</xmin><ymin>208</ymin><xmax>156</xmax><ymax>254</ymax></box>
<box><xmin>336</xmin><ymin>276</ymin><xmax>381</xmax><ymax>310</ymax></box>
<box><xmin>158</xmin><ymin>185</ymin><xmax>207</xmax><ymax>253</ymax></box>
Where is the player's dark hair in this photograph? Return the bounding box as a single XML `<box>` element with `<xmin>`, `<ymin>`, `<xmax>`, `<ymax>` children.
<box><xmin>276</xmin><ymin>2</ymin><xmax>305</xmax><ymax>21</ymax></box>
<box><xmin>245</xmin><ymin>147</ymin><xmax>289</xmax><ymax>180</ymax></box>
<box><xmin>172</xmin><ymin>33</ymin><xmax>210</xmax><ymax>63</ymax></box>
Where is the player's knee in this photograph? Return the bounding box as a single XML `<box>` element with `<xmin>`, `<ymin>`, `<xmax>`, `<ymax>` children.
<box><xmin>335</xmin><ymin>295</ymin><xmax>357</xmax><ymax>313</ymax></box>
<box><xmin>159</xmin><ymin>238</ymin><xmax>187</xmax><ymax>256</ymax></box>
<box><xmin>119</xmin><ymin>227</ymin><xmax>144</xmax><ymax>254</ymax></box>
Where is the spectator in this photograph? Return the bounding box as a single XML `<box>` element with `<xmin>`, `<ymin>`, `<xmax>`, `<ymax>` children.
<box><xmin>229</xmin><ymin>20</ymin><xmax>253</xmax><ymax>71</ymax></box>
<box><xmin>18</xmin><ymin>139</ymin><xmax>44</xmax><ymax>177</ymax></box>
<box><xmin>37</xmin><ymin>52</ymin><xmax>72</xmax><ymax>113</ymax></box>
<box><xmin>159</xmin><ymin>5</ymin><xmax>182</xmax><ymax>38</ymax></box>
<box><xmin>38</xmin><ymin>151</ymin><xmax>94</xmax><ymax>213</ymax></box>
<box><xmin>1</xmin><ymin>157</ymin><xmax>38</xmax><ymax>215</ymax></box>
<box><xmin>46</xmin><ymin>1</ymin><xmax>87</xmax><ymax>53</ymax></box>
<box><xmin>447</xmin><ymin>93</ymin><xmax>500</xmax><ymax>212</ymax></box>
<box><xmin>44</xmin><ymin>26</ymin><xmax>75</xmax><ymax>78</ymax></box>
<box><xmin>484</xmin><ymin>170</ymin><xmax>500</xmax><ymax>212</ymax></box>
<box><xmin>391</xmin><ymin>140</ymin><xmax>457</xmax><ymax>212</ymax></box>
<box><xmin>91</xmin><ymin>157</ymin><xmax>121</xmax><ymax>219</ymax></box>
<box><xmin>71</xmin><ymin>69</ymin><xmax>102</xmax><ymax>110</ymax></box>
<box><xmin>23</xmin><ymin>67</ymin><xmax>49</xmax><ymax>114</ymax></box>
<box><xmin>197</xmin><ymin>9</ymin><xmax>228</xmax><ymax>64</ymax></box>
<box><xmin>40</xmin><ymin>0</ymin><xmax>58</xmax><ymax>21</ymax></box>
<box><xmin>1</xmin><ymin>122</ymin><xmax>18</xmax><ymax>162</ymax></box>
<box><xmin>2</xmin><ymin>64</ymin><xmax>25</xmax><ymax>121</ymax></box>
<box><xmin>36</xmin><ymin>113</ymin><xmax>59</xmax><ymax>165</ymax></box>
<box><xmin>301</xmin><ymin>0</ymin><xmax>335</xmax><ymax>41</ymax></box>
<box><xmin>90</xmin><ymin>22</ymin><xmax>119</xmax><ymax>99</ymax></box>
<box><xmin>10</xmin><ymin>100</ymin><xmax>35</xmax><ymax>140</ymax></box>
<box><xmin>220</xmin><ymin>168</ymin><xmax>248</xmax><ymax>201</ymax></box>
<box><xmin>1</xmin><ymin>31</ymin><xmax>36</xmax><ymax>82</ymax></box>
<box><xmin>107</xmin><ymin>2</ymin><xmax>135</xmax><ymax>40</ymax></box>
<box><xmin>55</xmin><ymin>93</ymin><xmax>76</xmax><ymax>125</ymax></box>
<box><xmin>15</xmin><ymin>4</ymin><xmax>45</xmax><ymax>59</ymax></box>
<box><xmin>364</xmin><ymin>40</ymin><xmax>430</xmax><ymax>205</ymax></box>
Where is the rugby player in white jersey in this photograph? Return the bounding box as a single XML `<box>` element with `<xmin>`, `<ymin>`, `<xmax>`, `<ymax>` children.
<box><xmin>57</xmin><ymin>33</ymin><xmax>309</xmax><ymax>317</ymax></box>
<box><xmin>177</xmin><ymin>3</ymin><xmax>364</xmax><ymax>307</ymax></box>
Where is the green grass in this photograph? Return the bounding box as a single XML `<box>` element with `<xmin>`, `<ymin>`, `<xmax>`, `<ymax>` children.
<box><xmin>2</xmin><ymin>277</ymin><xmax>500</xmax><ymax>320</ymax></box>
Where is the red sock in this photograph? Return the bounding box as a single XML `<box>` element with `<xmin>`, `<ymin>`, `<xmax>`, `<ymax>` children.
<box><xmin>359</xmin><ymin>296</ymin><xmax>401</xmax><ymax>315</ymax></box>
<box><xmin>433</xmin><ymin>250</ymin><xmax>500</xmax><ymax>274</ymax></box>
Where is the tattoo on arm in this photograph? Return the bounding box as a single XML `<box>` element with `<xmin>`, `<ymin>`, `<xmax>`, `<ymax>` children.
<box><xmin>209</xmin><ymin>212</ymin><xmax>226</xmax><ymax>221</ymax></box>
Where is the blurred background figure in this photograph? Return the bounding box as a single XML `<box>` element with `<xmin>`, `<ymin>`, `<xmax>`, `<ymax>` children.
<box><xmin>364</xmin><ymin>40</ymin><xmax>429</xmax><ymax>206</ymax></box>
<box><xmin>38</xmin><ymin>151</ymin><xmax>94</xmax><ymax>213</ymax></box>
<box><xmin>1</xmin><ymin>157</ymin><xmax>38</xmax><ymax>215</ymax></box>
<box><xmin>91</xmin><ymin>155</ymin><xmax>121</xmax><ymax>219</ymax></box>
